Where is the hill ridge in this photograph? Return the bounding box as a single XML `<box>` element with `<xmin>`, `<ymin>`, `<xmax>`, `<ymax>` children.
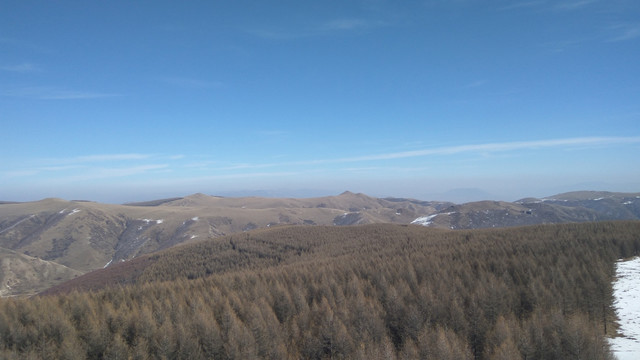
<box><xmin>2</xmin><ymin>190</ymin><xmax>639</xmax><ymax>296</ymax></box>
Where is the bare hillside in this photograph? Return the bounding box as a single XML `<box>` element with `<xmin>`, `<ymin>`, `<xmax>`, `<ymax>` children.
<box><xmin>411</xmin><ymin>191</ymin><xmax>640</xmax><ymax>229</ymax></box>
<box><xmin>0</xmin><ymin>192</ymin><xmax>447</xmax><ymax>296</ymax></box>
<box><xmin>0</xmin><ymin>247</ymin><xmax>82</xmax><ymax>296</ymax></box>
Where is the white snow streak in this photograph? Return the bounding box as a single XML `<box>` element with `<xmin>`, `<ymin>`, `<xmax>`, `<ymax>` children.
<box><xmin>609</xmin><ymin>257</ymin><xmax>640</xmax><ymax>360</ymax></box>
<box><xmin>411</xmin><ymin>212</ymin><xmax>456</xmax><ymax>226</ymax></box>
<box><xmin>0</xmin><ymin>214</ymin><xmax>36</xmax><ymax>235</ymax></box>
<box><xmin>67</xmin><ymin>208</ymin><xmax>81</xmax><ymax>216</ymax></box>
<box><xmin>411</xmin><ymin>214</ymin><xmax>438</xmax><ymax>226</ymax></box>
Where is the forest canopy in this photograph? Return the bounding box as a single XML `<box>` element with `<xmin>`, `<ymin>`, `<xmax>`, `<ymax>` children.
<box><xmin>1</xmin><ymin>221</ymin><xmax>639</xmax><ymax>359</ymax></box>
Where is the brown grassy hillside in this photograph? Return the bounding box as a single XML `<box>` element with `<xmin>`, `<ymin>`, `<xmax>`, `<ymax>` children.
<box><xmin>0</xmin><ymin>193</ymin><xmax>448</xmax><ymax>296</ymax></box>
<box><xmin>0</xmin><ymin>247</ymin><xmax>82</xmax><ymax>297</ymax></box>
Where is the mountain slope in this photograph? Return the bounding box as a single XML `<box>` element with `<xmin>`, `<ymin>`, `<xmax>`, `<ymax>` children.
<box><xmin>2</xmin><ymin>190</ymin><xmax>639</xmax><ymax>296</ymax></box>
<box><xmin>0</xmin><ymin>246</ymin><xmax>82</xmax><ymax>296</ymax></box>
<box><xmin>0</xmin><ymin>192</ymin><xmax>448</xmax><ymax>296</ymax></box>
<box><xmin>411</xmin><ymin>191</ymin><xmax>640</xmax><ymax>230</ymax></box>
<box><xmin>18</xmin><ymin>221</ymin><xmax>638</xmax><ymax>359</ymax></box>
<box><xmin>42</xmin><ymin>220</ymin><xmax>640</xmax><ymax>296</ymax></box>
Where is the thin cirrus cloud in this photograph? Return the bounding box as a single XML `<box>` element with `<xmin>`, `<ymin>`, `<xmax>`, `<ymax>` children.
<box><xmin>248</xmin><ymin>18</ymin><xmax>383</xmax><ymax>40</ymax></box>
<box><xmin>554</xmin><ymin>0</ymin><xmax>599</xmax><ymax>11</ymax></box>
<box><xmin>4</xmin><ymin>163</ymin><xmax>169</xmax><ymax>182</ymax></box>
<box><xmin>189</xmin><ymin>136</ymin><xmax>640</xmax><ymax>172</ymax></box>
<box><xmin>3</xmin><ymin>154</ymin><xmax>169</xmax><ymax>179</ymax></box>
<box><xmin>72</xmin><ymin>164</ymin><xmax>170</xmax><ymax>181</ymax></box>
<box><xmin>6</xmin><ymin>137</ymin><xmax>637</xmax><ymax>182</ymax></box>
<box><xmin>2</xmin><ymin>86</ymin><xmax>121</xmax><ymax>100</ymax></box>
<box><xmin>497</xmin><ymin>1</ymin><xmax>547</xmax><ymax>11</ymax></box>
<box><xmin>330</xmin><ymin>136</ymin><xmax>640</xmax><ymax>163</ymax></box>
<box><xmin>607</xmin><ymin>23</ymin><xmax>640</xmax><ymax>42</ymax></box>
<box><xmin>32</xmin><ymin>164</ymin><xmax>172</xmax><ymax>184</ymax></box>
<box><xmin>38</xmin><ymin>153</ymin><xmax>153</xmax><ymax>165</ymax></box>
<box><xmin>0</xmin><ymin>62</ymin><xmax>42</xmax><ymax>73</ymax></box>
<box><xmin>499</xmin><ymin>0</ymin><xmax>600</xmax><ymax>12</ymax></box>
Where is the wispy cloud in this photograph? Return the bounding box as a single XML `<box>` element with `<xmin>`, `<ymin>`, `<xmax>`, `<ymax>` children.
<box><xmin>607</xmin><ymin>23</ymin><xmax>640</xmax><ymax>42</ymax></box>
<box><xmin>500</xmin><ymin>0</ymin><xmax>599</xmax><ymax>12</ymax></box>
<box><xmin>3</xmin><ymin>153</ymin><xmax>173</xmax><ymax>182</ymax></box>
<box><xmin>248</xmin><ymin>18</ymin><xmax>384</xmax><ymax>40</ymax></box>
<box><xmin>0</xmin><ymin>62</ymin><xmax>42</xmax><ymax>73</ymax></box>
<box><xmin>194</xmin><ymin>136</ymin><xmax>640</xmax><ymax>171</ymax></box>
<box><xmin>497</xmin><ymin>1</ymin><xmax>546</xmax><ymax>11</ymax></box>
<box><xmin>554</xmin><ymin>0</ymin><xmax>598</xmax><ymax>11</ymax></box>
<box><xmin>69</xmin><ymin>164</ymin><xmax>170</xmax><ymax>181</ymax></box>
<box><xmin>2</xmin><ymin>86</ymin><xmax>122</xmax><ymax>100</ymax></box>
<box><xmin>0</xmin><ymin>38</ymin><xmax>53</xmax><ymax>54</ymax></box>
<box><xmin>3</xmin><ymin>169</ymin><xmax>40</xmax><ymax>178</ymax></box>
<box><xmin>7</xmin><ymin>138</ymin><xmax>638</xmax><ymax>184</ymax></box>
<box><xmin>330</xmin><ymin>136</ymin><xmax>640</xmax><ymax>163</ymax></box>
<box><xmin>3</xmin><ymin>154</ymin><xmax>153</xmax><ymax>177</ymax></box>
<box><xmin>71</xmin><ymin>154</ymin><xmax>152</xmax><ymax>163</ymax></box>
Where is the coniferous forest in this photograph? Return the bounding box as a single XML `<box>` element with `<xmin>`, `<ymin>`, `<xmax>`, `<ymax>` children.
<box><xmin>1</xmin><ymin>221</ymin><xmax>639</xmax><ymax>359</ymax></box>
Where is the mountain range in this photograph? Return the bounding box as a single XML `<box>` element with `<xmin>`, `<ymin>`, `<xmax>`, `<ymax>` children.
<box><xmin>1</xmin><ymin>190</ymin><xmax>638</xmax><ymax>296</ymax></box>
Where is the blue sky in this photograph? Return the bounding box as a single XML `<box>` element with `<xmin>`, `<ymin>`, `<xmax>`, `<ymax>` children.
<box><xmin>2</xmin><ymin>0</ymin><xmax>639</xmax><ymax>203</ymax></box>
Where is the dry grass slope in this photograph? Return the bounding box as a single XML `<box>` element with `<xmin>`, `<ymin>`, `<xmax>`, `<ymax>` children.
<box><xmin>0</xmin><ymin>247</ymin><xmax>82</xmax><ymax>297</ymax></box>
<box><xmin>0</xmin><ymin>193</ymin><xmax>448</xmax><ymax>296</ymax></box>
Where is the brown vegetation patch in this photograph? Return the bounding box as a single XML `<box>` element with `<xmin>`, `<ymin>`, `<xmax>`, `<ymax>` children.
<box><xmin>0</xmin><ymin>221</ymin><xmax>633</xmax><ymax>358</ymax></box>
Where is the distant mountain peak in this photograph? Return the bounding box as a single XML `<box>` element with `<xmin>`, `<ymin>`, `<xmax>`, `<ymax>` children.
<box><xmin>186</xmin><ymin>193</ymin><xmax>211</xmax><ymax>199</ymax></box>
<box><xmin>338</xmin><ymin>190</ymin><xmax>370</xmax><ymax>198</ymax></box>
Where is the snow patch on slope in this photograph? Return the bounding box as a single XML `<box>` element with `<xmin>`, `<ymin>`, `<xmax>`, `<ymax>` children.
<box><xmin>609</xmin><ymin>257</ymin><xmax>640</xmax><ymax>360</ymax></box>
<box><xmin>411</xmin><ymin>214</ymin><xmax>438</xmax><ymax>226</ymax></box>
<box><xmin>67</xmin><ymin>208</ymin><xmax>81</xmax><ymax>216</ymax></box>
<box><xmin>411</xmin><ymin>212</ymin><xmax>456</xmax><ymax>226</ymax></box>
<box><xmin>0</xmin><ymin>214</ymin><xmax>36</xmax><ymax>235</ymax></box>
<box><xmin>141</xmin><ymin>218</ymin><xmax>163</xmax><ymax>224</ymax></box>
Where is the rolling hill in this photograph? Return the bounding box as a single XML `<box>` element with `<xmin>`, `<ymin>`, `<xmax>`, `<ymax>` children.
<box><xmin>0</xmin><ymin>192</ymin><xmax>448</xmax><ymax>296</ymax></box>
<box><xmin>412</xmin><ymin>191</ymin><xmax>640</xmax><ymax>229</ymax></box>
<box><xmin>1</xmin><ymin>190</ymin><xmax>639</xmax><ymax>296</ymax></box>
